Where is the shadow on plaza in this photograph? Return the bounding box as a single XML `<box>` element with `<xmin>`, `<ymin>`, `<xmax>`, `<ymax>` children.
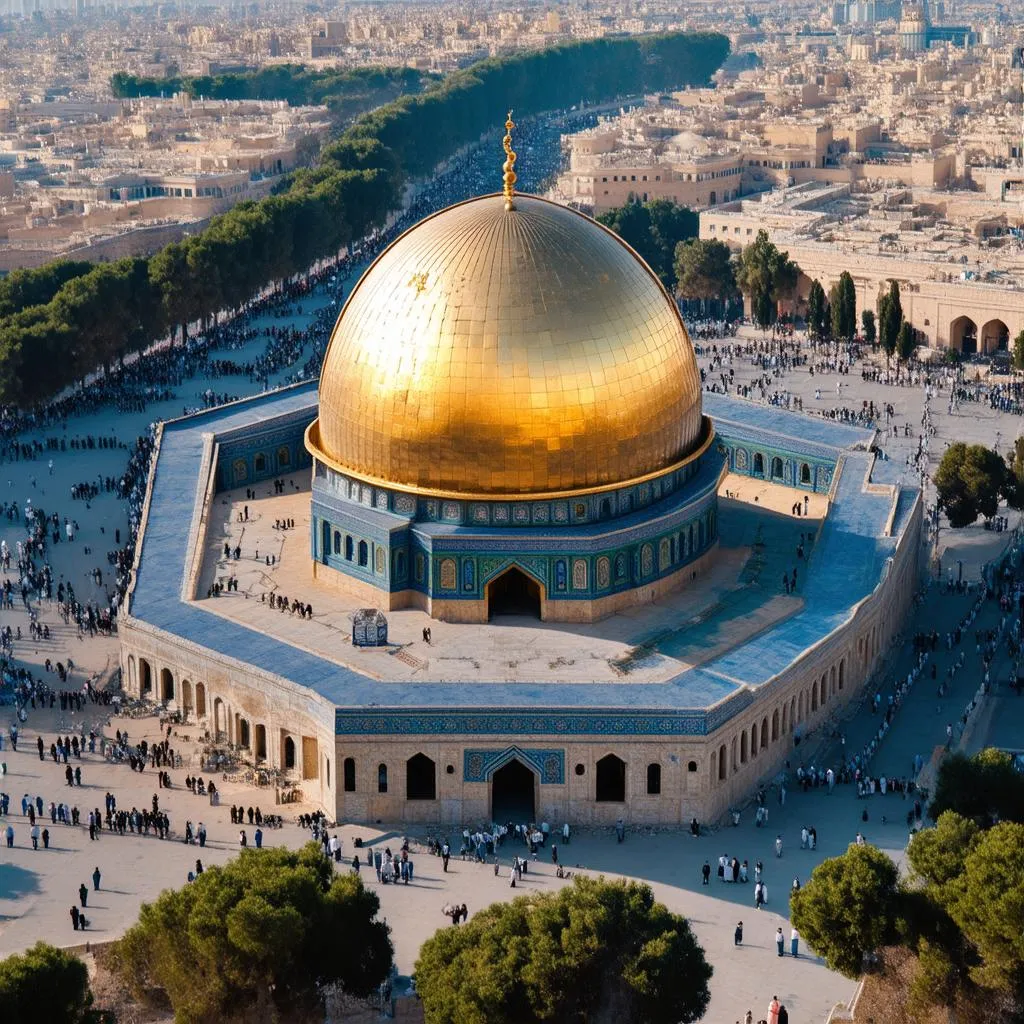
<box><xmin>0</xmin><ymin>863</ymin><xmax>41</xmax><ymax>901</ymax></box>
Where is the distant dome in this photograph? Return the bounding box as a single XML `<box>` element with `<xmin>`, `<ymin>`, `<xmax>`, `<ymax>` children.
<box><xmin>307</xmin><ymin>193</ymin><xmax>703</xmax><ymax>496</ymax></box>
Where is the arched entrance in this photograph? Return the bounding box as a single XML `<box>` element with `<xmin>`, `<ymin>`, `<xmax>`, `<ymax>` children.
<box><xmin>159</xmin><ymin>668</ymin><xmax>174</xmax><ymax>701</ymax></box>
<box><xmin>254</xmin><ymin>724</ymin><xmax>267</xmax><ymax>761</ymax></box>
<box><xmin>491</xmin><ymin>759</ymin><xmax>536</xmax><ymax>822</ymax></box>
<box><xmin>195</xmin><ymin>682</ymin><xmax>206</xmax><ymax>718</ymax></box>
<box><xmin>181</xmin><ymin>680</ymin><xmax>193</xmax><ymax>714</ymax></box>
<box><xmin>213</xmin><ymin>698</ymin><xmax>226</xmax><ymax>740</ymax></box>
<box><xmin>321</xmin><ymin>521</ymin><xmax>331</xmax><ymax>564</ymax></box>
<box><xmin>487</xmin><ymin>567</ymin><xmax>542</xmax><ymax>619</ymax></box>
<box><xmin>982</xmin><ymin>319</ymin><xmax>1009</xmax><ymax>353</ymax></box>
<box><xmin>283</xmin><ymin>735</ymin><xmax>296</xmax><ymax>769</ymax></box>
<box><xmin>950</xmin><ymin>316</ymin><xmax>978</xmax><ymax>354</ymax></box>
<box><xmin>139</xmin><ymin>658</ymin><xmax>152</xmax><ymax>695</ymax></box>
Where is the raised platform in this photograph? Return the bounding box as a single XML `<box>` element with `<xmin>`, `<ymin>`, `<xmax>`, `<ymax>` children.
<box><xmin>193</xmin><ymin>482</ymin><xmax>810</xmax><ymax>687</ymax></box>
<box><xmin>125</xmin><ymin>384</ymin><xmax>916</xmax><ymax>736</ymax></box>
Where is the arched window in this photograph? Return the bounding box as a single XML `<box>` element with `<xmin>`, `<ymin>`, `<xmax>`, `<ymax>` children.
<box><xmin>333</xmin><ymin>531</ymin><xmax>341</xmax><ymax>555</ymax></box>
<box><xmin>254</xmin><ymin>453</ymin><xmax>267</xmax><ymax>474</ymax></box>
<box><xmin>343</xmin><ymin>757</ymin><xmax>356</xmax><ymax>793</ymax></box>
<box><xmin>771</xmin><ymin>456</ymin><xmax>783</xmax><ymax>479</ymax></box>
<box><xmin>406</xmin><ymin>753</ymin><xmax>436</xmax><ymax>800</ymax></box>
<box><xmin>760</xmin><ymin>717</ymin><xmax>768</xmax><ymax>750</ymax></box>
<box><xmin>395</xmin><ymin>551</ymin><xmax>407</xmax><ymax>579</ymax></box>
<box><xmin>596</xmin><ymin>755</ymin><xmax>626</xmax><ymax>802</ymax></box>
<box><xmin>277</xmin><ymin>445</ymin><xmax>291</xmax><ymax>468</ymax></box>
<box><xmin>753</xmin><ymin>452</ymin><xmax>765</xmax><ymax>476</ymax></box>
<box><xmin>687</xmin><ymin>760</ymin><xmax>698</xmax><ymax>772</ymax></box>
<box><xmin>377</xmin><ymin>763</ymin><xmax>388</xmax><ymax>793</ymax></box>
<box><xmin>801</xmin><ymin>463</ymin><xmax>811</xmax><ymax>484</ymax></box>
<box><xmin>750</xmin><ymin>723</ymin><xmax>758</xmax><ymax>757</ymax></box>
<box><xmin>646</xmin><ymin>763</ymin><xmax>661</xmax><ymax>795</ymax></box>
<box><xmin>740</xmin><ymin>731</ymin><xmax>748</xmax><ymax>763</ymax></box>
<box><xmin>284</xmin><ymin>736</ymin><xmax>296</xmax><ymax>769</ymax></box>
<box><xmin>358</xmin><ymin>541</ymin><xmax>368</xmax><ymax>567</ymax></box>
<box><xmin>718</xmin><ymin>744</ymin><xmax>727</xmax><ymax>780</ymax></box>
<box><xmin>771</xmin><ymin>709</ymin><xmax>779</xmax><ymax>741</ymax></box>
<box><xmin>345</xmin><ymin>535</ymin><xmax>354</xmax><ymax>561</ymax></box>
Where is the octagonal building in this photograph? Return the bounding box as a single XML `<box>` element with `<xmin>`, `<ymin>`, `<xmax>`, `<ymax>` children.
<box><xmin>119</xmin><ymin>178</ymin><xmax>922</xmax><ymax>827</ymax></box>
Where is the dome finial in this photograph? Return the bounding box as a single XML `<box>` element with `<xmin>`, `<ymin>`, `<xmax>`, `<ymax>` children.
<box><xmin>502</xmin><ymin>110</ymin><xmax>517</xmax><ymax>211</ymax></box>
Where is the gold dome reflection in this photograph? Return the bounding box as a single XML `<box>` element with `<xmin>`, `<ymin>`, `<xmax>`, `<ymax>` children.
<box><xmin>309</xmin><ymin>194</ymin><xmax>703</xmax><ymax>496</ymax></box>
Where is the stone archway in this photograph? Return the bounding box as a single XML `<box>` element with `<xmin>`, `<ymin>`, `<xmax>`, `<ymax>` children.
<box><xmin>139</xmin><ymin>658</ymin><xmax>152</xmax><ymax>696</ymax></box>
<box><xmin>950</xmin><ymin>315</ymin><xmax>978</xmax><ymax>354</ymax></box>
<box><xmin>254</xmin><ymin>724</ymin><xmax>267</xmax><ymax>761</ymax></box>
<box><xmin>194</xmin><ymin>682</ymin><xmax>206</xmax><ymax>718</ymax></box>
<box><xmin>491</xmin><ymin>758</ymin><xmax>536</xmax><ymax>822</ymax></box>
<box><xmin>159</xmin><ymin>668</ymin><xmax>174</xmax><ymax>701</ymax></box>
<box><xmin>486</xmin><ymin>566</ymin><xmax>544</xmax><ymax>620</ymax></box>
<box><xmin>181</xmin><ymin>680</ymin><xmax>193</xmax><ymax>714</ymax></box>
<box><xmin>981</xmin><ymin>318</ymin><xmax>1009</xmax><ymax>354</ymax></box>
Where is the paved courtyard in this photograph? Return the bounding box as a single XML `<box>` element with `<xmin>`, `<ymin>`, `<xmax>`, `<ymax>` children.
<box><xmin>2</xmin><ymin>303</ymin><xmax>1024</xmax><ymax>1020</ymax></box>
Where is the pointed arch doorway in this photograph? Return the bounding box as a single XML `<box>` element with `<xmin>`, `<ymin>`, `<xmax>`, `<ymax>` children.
<box><xmin>491</xmin><ymin>758</ymin><xmax>537</xmax><ymax>822</ymax></box>
<box><xmin>486</xmin><ymin>566</ymin><xmax>543</xmax><ymax>620</ymax></box>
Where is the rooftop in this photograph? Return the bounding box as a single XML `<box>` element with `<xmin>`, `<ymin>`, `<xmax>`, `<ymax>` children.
<box><xmin>126</xmin><ymin>385</ymin><xmax>914</xmax><ymax>734</ymax></box>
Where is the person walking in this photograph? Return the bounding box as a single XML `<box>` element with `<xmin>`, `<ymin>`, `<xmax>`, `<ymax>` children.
<box><xmin>615</xmin><ymin>818</ymin><xmax>625</xmax><ymax>842</ymax></box>
<box><xmin>30</xmin><ymin>824</ymin><xmax>40</xmax><ymax>850</ymax></box>
<box><xmin>734</xmin><ymin>920</ymin><xmax>743</xmax><ymax>946</ymax></box>
<box><xmin>70</xmin><ymin>906</ymin><xmax>80</xmax><ymax>931</ymax></box>
<box><xmin>768</xmin><ymin>995</ymin><xmax>781</xmax><ymax>1024</ymax></box>
<box><xmin>78</xmin><ymin>883</ymin><xmax>88</xmax><ymax>908</ymax></box>
<box><xmin>254</xmin><ymin>827</ymin><xmax>263</xmax><ymax>849</ymax></box>
<box><xmin>441</xmin><ymin>841</ymin><xmax>450</xmax><ymax>872</ymax></box>
<box><xmin>701</xmin><ymin>860</ymin><xmax>711</xmax><ymax>885</ymax></box>
<box><xmin>778</xmin><ymin>1004</ymin><xmax>789</xmax><ymax>1024</ymax></box>
<box><xmin>755</xmin><ymin>881</ymin><xmax>765</xmax><ymax>910</ymax></box>
<box><xmin>775</xmin><ymin>927</ymin><xmax>785</xmax><ymax>956</ymax></box>
<box><xmin>4</xmin><ymin>824</ymin><xmax>12</xmax><ymax>848</ymax></box>
<box><xmin>92</xmin><ymin>866</ymin><xmax>101</xmax><ymax>891</ymax></box>
<box><xmin>775</xmin><ymin>834</ymin><xmax>783</xmax><ymax>858</ymax></box>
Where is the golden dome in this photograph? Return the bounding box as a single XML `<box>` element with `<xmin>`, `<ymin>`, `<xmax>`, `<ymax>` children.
<box><xmin>307</xmin><ymin>194</ymin><xmax>703</xmax><ymax>497</ymax></box>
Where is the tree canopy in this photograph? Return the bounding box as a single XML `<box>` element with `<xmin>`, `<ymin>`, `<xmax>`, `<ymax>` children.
<box><xmin>672</xmin><ymin>237</ymin><xmax>736</xmax><ymax>306</ymax></box>
<box><xmin>789</xmin><ymin>844</ymin><xmax>899</xmax><ymax>978</ymax></box>
<box><xmin>735</xmin><ymin>229</ymin><xmax>799</xmax><ymax>331</ymax></box>
<box><xmin>414</xmin><ymin>876</ymin><xmax>712</xmax><ymax>1024</ymax></box>
<box><xmin>0</xmin><ymin>942</ymin><xmax>96</xmax><ymax>1024</ymax></box>
<box><xmin>928</xmin><ymin>748</ymin><xmax>1024</xmax><ymax>827</ymax></box>
<box><xmin>109</xmin><ymin>844</ymin><xmax>392</xmax><ymax>1024</ymax></box>
<box><xmin>597</xmin><ymin>198</ymin><xmax>698</xmax><ymax>288</ymax></box>
<box><xmin>934</xmin><ymin>443</ymin><xmax>1010</xmax><ymax>529</ymax></box>
<box><xmin>878</xmin><ymin>280</ymin><xmax>903</xmax><ymax>362</ymax></box>
<box><xmin>861</xmin><ymin>307</ymin><xmax>876</xmax><ymax>345</ymax></box>
<box><xmin>806</xmin><ymin>278</ymin><xmax>828</xmax><ymax>339</ymax></box>
<box><xmin>829</xmin><ymin>271</ymin><xmax>857</xmax><ymax>342</ymax></box>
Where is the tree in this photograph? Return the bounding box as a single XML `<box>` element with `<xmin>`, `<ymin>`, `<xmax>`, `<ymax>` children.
<box><xmin>945</xmin><ymin>821</ymin><xmax>1024</xmax><ymax>1002</ymax></box>
<box><xmin>861</xmin><ymin>308</ymin><xmax>876</xmax><ymax>345</ymax></box>
<box><xmin>0</xmin><ymin>942</ymin><xmax>95</xmax><ymax>1022</ymax></box>
<box><xmin>806</xmin><ymin>278</ymin><xmax>828</xmax><ymax>339</ymax></box>
<box><xmin>109</xmin><ymin>845</ymin><xmax>392</xmax><ymax>1023</ymax></box>
<box><xmin>599</xmin><ymin>198</ymin><xmax>697</xmax><ymax>287</ymax></box>
<box><xmin>414</xmin><ymin>876</ymin><xmax>712</xmax><ymax>1024</ymax></box>
<box><xmin>1014</xmin><ymin>328</ymin><xmax>1024</xmax><ymax>372</ymax></box>
<box><xmin>928</xmin><ymin>748</ymin><xmax>1024</xmax><ymax>827</ymax></box>
<box><xmin>829</xmin><ymin>271</ymin><xmax>857</xmax><ymax>342</ymax></box>
<box><xmin>878</xmin><ymin>280</ymin><xmax>902</xmax><ymax>364</ymax></box>
<box><xmin>907</xmin><ymin>811</ymin><xmax>980</xmax><ymax>887</ymax></box>
<box><xmin>934</xmin><ymin>444</ymin><xmax>1009</xmax><ymax>529</ymax></box>
<box><xmin>735</xmin><ymin>229</ymin><xmax>799</xmax><ymax>331</ymax></box>
<box><xmin>673</xmin><ymin>238</ymin><xmax>736</xmax><ymax>309</ymax></box>
<box><xmin>897</xmin><ymin>319</ymin><xmax>916</xmax><ymax>362</ymax></box>
<box><xmin>789</xmin><ymin>844</ymin><xmax>899</xmax><ymax>978</ymax></box>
